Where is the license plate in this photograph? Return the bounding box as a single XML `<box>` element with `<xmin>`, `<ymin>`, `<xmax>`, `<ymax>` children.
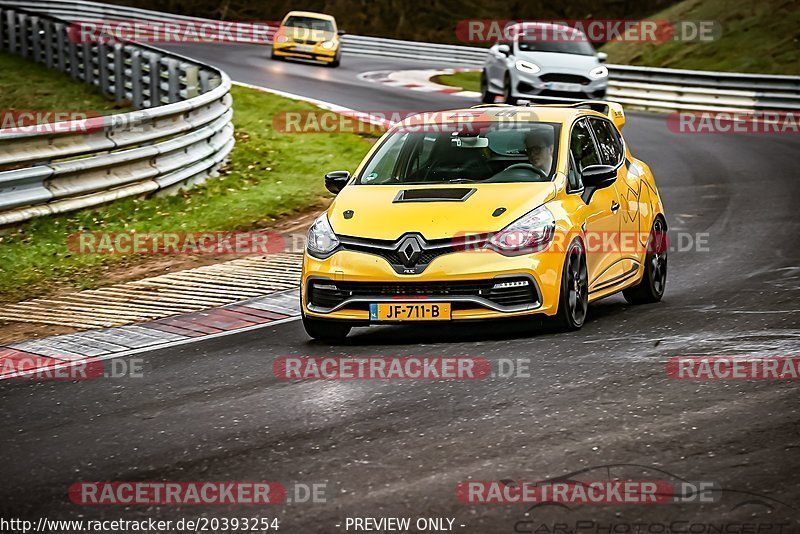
<box><xmin>546</xmin><ymin>82</ymin><xmax>582</xmax><ymax>92</ymax></box>
<box><xmin>294</xmin><ymin>44</ymin><xmax>314</xmax><ymax>52</ymax></box>
<box><xmin>370</xmin><ymin>302</ymin><xmax>451</xmax><ymax>321</ymax></box>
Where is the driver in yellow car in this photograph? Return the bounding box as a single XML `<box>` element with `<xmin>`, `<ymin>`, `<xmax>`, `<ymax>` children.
<box><xmin>524</xmin><ymin>129</ymin><xmax>555</xmax><ymax>175</ymax></box>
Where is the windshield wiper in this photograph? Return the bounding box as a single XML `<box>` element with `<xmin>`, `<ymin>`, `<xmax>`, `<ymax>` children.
<box><xmin>448</xmin><ymin>178</ymin><xmax>477</xmax><ymax>183</ymax></box>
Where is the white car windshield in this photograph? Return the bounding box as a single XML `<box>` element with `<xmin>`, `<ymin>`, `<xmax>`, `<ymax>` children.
<box><xmin>517</xmin><ymin>39</ymin><xmax>596</xmax><ymax>56</ymax></box>
<box><xmin>357</xmin><ymin>122</ymin><xmax>561</xmax><ymax>185</ymax></box>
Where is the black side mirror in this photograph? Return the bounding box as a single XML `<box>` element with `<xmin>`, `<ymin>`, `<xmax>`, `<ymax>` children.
<box><xmin>325</xmin><ymin>170</ymin><xmax>350</xmax><ymax>194</ymax></box>
<box><xmin>337</xmin><ymin>29</ymin><xmax>346</xmax><ymax>36</ymax></box>
<box><xmin>581</xmin><ymin>165</ymin><xmax>617</xmax><ymax>188</ymax></box>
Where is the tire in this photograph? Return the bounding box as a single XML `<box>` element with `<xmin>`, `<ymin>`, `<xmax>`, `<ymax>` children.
<box><xmin>302</xmin><ymin>313</ymin><xmax>351</xmax><ymax>341</ymax></box>
<box><xmin>623</xmin><ymin>217</ymin><xmax>668</xmax><ymax>304</ymax></box>
<box><xmin>270</xmin><ymin>47</ymin><xmax>282</xmax><ymax>61</ymax></box>
<box><xmin>328</xmin><ymin>55</ymin><xmax>340</xmax><ymax>68</ymax></box>
<box><xmin>480</xmin><ymin>71</ymin><xmax>496</xmax><ymax>103</ymax></box>
<box><xmin>503</xmin><ymin>72</ymin><xmax>517</xmax><ymax>105</ymax></box>
<box><xmin>551</xmin><ymin>239</ymin><xmax>588</xmax><ymax>330</ymax></box>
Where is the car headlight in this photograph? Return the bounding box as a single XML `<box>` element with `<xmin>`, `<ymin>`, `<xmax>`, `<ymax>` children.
<box><xmin>488</xmin><ymin>205</ymin><xmax>556</xmax><ymax>255</ymax></box>
<box><xmin>275</xmin><ymin>34</ymin><xmax>289</xmax><ymax>44</ymax></box>
<box><xmin>321</xmin><ymin>40</ymin><xmax>336</xmax><ymax>49</ymax></box>
<box><xmin>589</xmin><ymin>65</ymin><xmax>609</xmax><ymax>79</ymax></box>
<box><xmin>515</xmin><ymin>60</ymin><xmax>541</xmax><ymax>74</ymax></box>
<box><xmin>307</xmin><ymin>213</ymin><xmax>340</xmax><ymax>257</ymax></box>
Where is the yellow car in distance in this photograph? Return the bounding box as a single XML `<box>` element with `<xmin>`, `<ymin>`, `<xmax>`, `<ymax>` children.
<box><xmin>302</xmin><ymin>102</ymin><xmax>667</xmax><ymax>340</ymax></box>
<box><xmin>271</xmin><ymin>11</ymin><xmax>343</xmax><ymax>67</ymax></box>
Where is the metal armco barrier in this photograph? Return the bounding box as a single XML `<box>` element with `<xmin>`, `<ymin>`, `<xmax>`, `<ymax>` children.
<box><xmin>1</xmin><ymin>2</ymin><xmax>798</xmax><ymax>225</ymax></box>
<box><xmin>7</xmin><ymin>0</ymin><xmax>799</xmax><ymax>113</ymax></box>
<box><xmin>0</xmin><ymin>4</ymin><xmax>233</xmax><ymax>226</ymax></box>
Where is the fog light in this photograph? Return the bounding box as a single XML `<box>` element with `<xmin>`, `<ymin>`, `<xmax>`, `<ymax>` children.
<box><xmin>492</xmin><ymin>280</ymin><xmax>529</xmax><ymax>289</ymax></box>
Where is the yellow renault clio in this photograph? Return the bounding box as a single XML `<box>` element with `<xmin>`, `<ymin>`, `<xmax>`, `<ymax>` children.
<box><xmin>302</xmin><ymin>102</ymin><xmax>667</xmax><ymax>340</ymax></box>
<box><xmin>271</xmin><ymin>11</ymin><xmax>343</xmax><ymax>67</ymax></box>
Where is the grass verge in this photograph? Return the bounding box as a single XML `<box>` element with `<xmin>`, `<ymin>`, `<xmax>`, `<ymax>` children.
<box><xmin>0</xmin><ymin>52</ymin><xmax>130</xmax><ymax>113</ymax></box>
<box><xmin>602</xmin><ymin>0</ymin><xmax>800</xmax><ymax>74</ymax></box>
<box><xmin>0</xmin><ymin>80</ymin><xmax>374</xmax><ymax>303</ymax></box>
<box><xmin>432</xmin><ymin>71</ymin><xmax>481</xmax><ymax>93</ymax></box>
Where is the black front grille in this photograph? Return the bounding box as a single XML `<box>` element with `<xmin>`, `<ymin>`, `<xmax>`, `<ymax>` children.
<box><xmin>539</xmin><ymin>73</ymin><xmax>591</xmax><ymax>85</ymax></box>
<box><xmin>307</xmin><ymin>278</ymin><xmax>539</xmax><ymax>311</ymax></box>
<box><xmin>338</xmin><ymin>235</ymin><xmax>461</xmax><ymax>275</ymax></box>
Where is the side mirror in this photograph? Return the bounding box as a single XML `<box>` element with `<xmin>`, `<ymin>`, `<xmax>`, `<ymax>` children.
<box><xmin>324</xmin><ymin>170</ymin><xmax>350</xmax><ymax>194</ymax></box>
<box><xmin>497</xmin><ymin>43</ymin><xmax>511</xmax><ymax>56</ymax></box>
<box><xmin>596</xmin><ymin>52</ymin><xmax>608</xmax><ymax>63</ymax></box>
<box><xmin>581</xmin><ymin>165</ymin><xmax>617</xmax><ymax>188</ymax></box>
<box><xmin>337</xmin><ymin>29</ymin><xmax>346</xmax><ymax>36</ymax></box>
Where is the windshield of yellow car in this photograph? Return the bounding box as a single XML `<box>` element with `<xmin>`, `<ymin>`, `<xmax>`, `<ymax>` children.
<box><xmin>283</xmin><ymin>16</ymin><xmax>335</xmax><ymax>33</ymax></box>
<box><xmin>356</xmin><ymin>122</ymin><xmax>561</xmax><ymax>185</ymax></box>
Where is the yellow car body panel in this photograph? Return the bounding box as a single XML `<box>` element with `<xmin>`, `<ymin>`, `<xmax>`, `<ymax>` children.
<box><xmin>301</xmin><ymin>103</ymin><xmax>666</xmax><ymax>326</ymax></box>
<box><xmin>272</xmin><ymin>11</ymin><xmax>340</xmax><ymax>63</ymax></box>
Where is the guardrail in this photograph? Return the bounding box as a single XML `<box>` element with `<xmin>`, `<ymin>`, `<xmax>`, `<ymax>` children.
<box><xmin>0</xmin><ymin>4</ymin><xmax>233</xmax><ymax>226</ymax></box>
<box><xmin>1</xmin><ymin>1</ymin><xmax>798</xmax><ymax>225</ymax></box>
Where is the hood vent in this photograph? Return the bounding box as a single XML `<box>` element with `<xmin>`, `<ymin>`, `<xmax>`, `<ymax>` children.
<box><xmin>393</xmin><ymin>188</ymin><xmax>476</xmax><ymax>203</ymax></box>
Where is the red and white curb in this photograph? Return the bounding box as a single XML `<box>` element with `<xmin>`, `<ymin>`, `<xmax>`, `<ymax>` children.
<box><xmin>0</xmin><ymin>288</ymin><xmax>302</xmax><ymax>380</ymax></box>
<box><xmin>358</xmin><ymin>68</ymin><xmax>481</xmax><ymax>98</ymax></box>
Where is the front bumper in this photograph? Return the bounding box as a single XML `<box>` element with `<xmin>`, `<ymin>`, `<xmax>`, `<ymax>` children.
<box><xmin>511</xmin><ymin>68</ymin><xmax>607</xmax><ymax>100</ymax></box>
<box><xmin>272</xmin><ymin>42</ymin><xmax>338</xmax><ymax>62</ymax></box>
<box><xmin>301</xmin><ymin>248</ymin><xmax>564</xmax><ymax>323</ymax></box>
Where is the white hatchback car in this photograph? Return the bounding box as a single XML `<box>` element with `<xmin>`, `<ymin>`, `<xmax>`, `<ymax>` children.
<box><xmin>481</xmin><ymin>22</ymin><xmax>609</xmax><ymax>104</ymax></box>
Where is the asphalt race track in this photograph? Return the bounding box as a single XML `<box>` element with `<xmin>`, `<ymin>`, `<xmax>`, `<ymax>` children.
<box><xmin>2</xmin><ymin>44</ymin><xmax>799</xmax><ymax>532</ymax></box>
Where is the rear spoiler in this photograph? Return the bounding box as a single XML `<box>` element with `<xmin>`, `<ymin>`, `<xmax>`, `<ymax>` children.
<box><xmin>532</xmin><ymin>100</ymin><xmax>626</xmax><ymax>130</ymax></box>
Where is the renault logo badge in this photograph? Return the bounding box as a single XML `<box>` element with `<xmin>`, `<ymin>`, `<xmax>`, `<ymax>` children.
<box><xmin>397</xmin><ymin>236</ymin><xmax>422</xmax><ymax>267</ymax></box>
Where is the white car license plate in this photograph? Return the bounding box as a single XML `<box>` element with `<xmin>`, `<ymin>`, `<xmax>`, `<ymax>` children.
<box><xmin>546</xmin><ymin>82</ymin><xmax>582</xmax><ymax>92</ymax></box>
<box><xmin>294</xmin><ymin>44</ymin><xmax>314</xmax><ymax>52</ymax></box>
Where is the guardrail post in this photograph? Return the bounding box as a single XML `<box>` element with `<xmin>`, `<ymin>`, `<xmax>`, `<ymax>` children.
<box><xmin>130</xmin><ymin>48</ymin><xmax>144</xmax><ymax>109</ymax></box>
<box><xmin>55</xmin><ymin>21</ymin><xmax>66</xmax><ymax>71</ymax></box>
<box><xmin>113</xmin><ymin>42</ymin><xmax>125</xmax><ymax>104</ymax></box>
<box><xmin>183</xmin><ymin>64</ymin><xmax>199</xmax><ymax>99</ymax></box>
<box><xmin>17</xmin><ymin>12</ymin><xmax>27</xmax><ymax>58</ymax></box>
<box><xmin>0</xmin><ymin>8</ymin><xmax>5</xmax><ymax>52</ymax></box>
<box><xmin>97</xmin><ymin>41</ymin><xmax>110</xmax><ymax>95</ymax></box>
<box><xmin>81</xmin><ymin>41</ymin><xmax>92</xmax><ymax>83</ymax></box>
<box><xmin>30</xmin><ymin>15</ymin><xmax>42</xmax><ymax>63</ymax></box>
<box><xmin>43</xmin><ymin>19</ymin><xmax>54</xmax><ymax>68</ymax></box>
<box><xmin>199</xmin><ymin>69</ymin><xmax>211</xmax><ymax>93</ymax></box>
<box><xmin>166</xmin><ymin>57</ymin><xmax>179</xmax><ymax>103</ymax></box>
<box><xmin>147</xmin><ymin>51</ymin><xmax>161</xmax><ymax>106</ymax></box>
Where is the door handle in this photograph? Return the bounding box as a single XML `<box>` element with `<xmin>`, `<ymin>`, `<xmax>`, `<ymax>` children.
<box><xmin>611</xmin><ymin>201</ymin><xmax>620</xmax><ymax>213</ymax></box>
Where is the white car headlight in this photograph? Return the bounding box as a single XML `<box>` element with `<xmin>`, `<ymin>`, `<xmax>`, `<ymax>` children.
<box><xmin>515</xmin><ymin>59</ymin><xmax>541</xmax><ymax>74</ymax></box>
<box><xmin>321</xmin><ymin>40</ymin><xmax>336</xmax><ymax>49</ymax></box>
<box><xmin>589</xmin><ymin>65</ymin><xmax>609</xmax><ymax>79</ymax></box>
<box><xmin>488</xmin><ymin>205</ymin><xmax>556</xmax><ymax>255</ymax></box>
<box><xmin>307</xmin><ymin>213</ymin><xmax>340</xmax><ymax>256</ymax></box>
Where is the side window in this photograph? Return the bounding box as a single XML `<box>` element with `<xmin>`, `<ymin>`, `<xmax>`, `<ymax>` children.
<box><xmin>570</xmin><ymin>119</ymin><xmax>601</xmax><ymax>172</ymax></box>
<box><xmin>589</xmin><ymin>118</ymin><xmax>623</xmax><ymax>166</ymax></box>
